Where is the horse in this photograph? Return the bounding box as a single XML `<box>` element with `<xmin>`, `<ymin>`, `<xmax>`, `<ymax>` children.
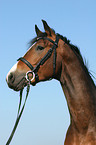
<box><xmin>6</xmin><ymin>20</ymin><xmax>96</xmax><ymax>145</ymax></box>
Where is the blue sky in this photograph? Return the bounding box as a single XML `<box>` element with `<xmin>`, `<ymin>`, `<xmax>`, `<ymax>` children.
<box><xmin>0</xmin><ymin>0</ymin><xmax>96</xmax><ymax>145</ymax></box>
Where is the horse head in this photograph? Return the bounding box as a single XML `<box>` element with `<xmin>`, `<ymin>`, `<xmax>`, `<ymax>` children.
<box><xmin>6</xmin><ymin>20</ymin><xmax>63</xmax><ymax>91</ymax></box>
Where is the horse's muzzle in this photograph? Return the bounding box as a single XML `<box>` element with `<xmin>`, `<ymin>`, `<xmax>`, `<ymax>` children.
<box><xmin>6</xmin><ymin>71</ymin><xmax>27</xmax><ymax>91</ymax></box>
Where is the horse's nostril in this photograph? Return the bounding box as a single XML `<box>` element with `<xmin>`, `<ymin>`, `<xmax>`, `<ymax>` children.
<box><xmin>8</xmin><ymin>73</ymin><xmax>15</xmax><ymax>83</ymax></box>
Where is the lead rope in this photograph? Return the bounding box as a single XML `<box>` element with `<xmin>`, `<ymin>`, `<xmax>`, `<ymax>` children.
<box><xmin>6</xmin><ymin>81</ymin><xmax>30</xmax><ymax>145</ymax></box>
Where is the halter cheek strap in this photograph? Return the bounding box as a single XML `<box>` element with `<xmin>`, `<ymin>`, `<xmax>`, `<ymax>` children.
<box><xmin>17</xmin><ymin>34</ymin><xmax>59</xmax><ymax>84</ymax></box>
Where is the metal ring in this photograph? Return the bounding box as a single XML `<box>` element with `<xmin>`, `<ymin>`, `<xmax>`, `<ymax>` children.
<box><xmin>25</xmin><ymin>71</ymin><xmax>35</xmax><ymax>82</ymax></box>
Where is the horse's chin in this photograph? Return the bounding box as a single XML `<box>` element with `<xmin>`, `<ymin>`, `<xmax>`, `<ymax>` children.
<box><xmin>14</xmin><ymin>80</ymin><xmax>37</xmax><ymax>91</ymax></box>
<box><xmin>14</xmin><ymin>81</ymin><xmax>27</xmax><ymax>91</ymax></box>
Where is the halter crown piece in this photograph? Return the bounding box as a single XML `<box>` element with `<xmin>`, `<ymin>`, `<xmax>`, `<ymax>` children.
<box><xmin>6</xmin><ymin>34</ymin><xmax>60</xmax><ymax>145</ymax></box>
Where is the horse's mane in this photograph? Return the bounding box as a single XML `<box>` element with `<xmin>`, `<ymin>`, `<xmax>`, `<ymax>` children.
<box><xmin>28</xmin><ymin>31</ymin><xmax>95</xmax><ymax>85</ymax></box>
<box><xmin>29</xmin><ymin>31</ymin><xmax>83</xmax><ymax>60</ymax></box>
<box><xmin>29</xmin><ymin>31</ymin><xmax>84</xmax><ymax>62</ymax></box>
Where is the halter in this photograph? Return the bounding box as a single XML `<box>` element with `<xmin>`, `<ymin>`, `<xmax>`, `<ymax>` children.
<box><xmin>17</xmin><ymin>34</ymin><xmax>59</xmax><ymax>84</ymax></box>
<box><xmin>6</xmin><ymin>34</ymin><xmax>60</xmax><ymax>145</ymax></box>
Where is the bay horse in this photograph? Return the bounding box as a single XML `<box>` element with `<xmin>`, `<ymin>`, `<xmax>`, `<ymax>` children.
<box><xmin>6</xmin><ymin>20</ymin><xmax>96</xmax><ymax>145</ymax></box>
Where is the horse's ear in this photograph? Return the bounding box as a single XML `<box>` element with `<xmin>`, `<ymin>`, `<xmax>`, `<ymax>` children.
<box><xmin>35</xmin><ymin>25</ymin><xmax>43</xmax><ymax>36</ymax></box>
<box><xmin>42</xmin><ymin>20</ymin><xmax>55</xmax><ymax>36</ymax></box>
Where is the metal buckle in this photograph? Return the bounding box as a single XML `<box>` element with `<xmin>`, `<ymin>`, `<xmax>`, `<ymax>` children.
<box><xmin>25</xmin><ymin>71</ymin><xmax>35</xmax><ymax>82</ymax></box>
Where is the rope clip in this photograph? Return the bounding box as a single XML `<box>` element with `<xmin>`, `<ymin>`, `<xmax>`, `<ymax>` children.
<box><xmin>25</xmin><ymin>71</ymin><xmax>35</xmax><ymax>82</ymax></box>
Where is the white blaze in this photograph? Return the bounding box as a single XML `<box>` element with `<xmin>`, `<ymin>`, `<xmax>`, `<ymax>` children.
<box><xmin>6</xmin><ymin>63</ymin><xmax>18</xmax><ymax>82</ymax></box>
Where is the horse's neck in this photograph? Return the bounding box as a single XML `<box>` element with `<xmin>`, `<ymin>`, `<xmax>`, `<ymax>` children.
<box><xmin>59</xmin><ymin>44</ymin><xmax>96</xmax><ymax>132</ymax></box>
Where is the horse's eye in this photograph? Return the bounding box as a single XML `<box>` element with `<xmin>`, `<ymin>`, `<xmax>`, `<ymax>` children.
<box><xmin>36</xmin><ymin>46</ymin><xmax>44</xmax><ymax>50</ymax></box>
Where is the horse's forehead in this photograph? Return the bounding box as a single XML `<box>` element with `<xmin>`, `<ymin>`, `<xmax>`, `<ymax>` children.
<box><xmin>27</xmin><ymin>42</ymin><xmax>37</xmax><ymax>52</ymax></box>
<box><xmin>28</xmin><ymin>39</ymin><xmax>50</xmax><ymax>52</ymax></box>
